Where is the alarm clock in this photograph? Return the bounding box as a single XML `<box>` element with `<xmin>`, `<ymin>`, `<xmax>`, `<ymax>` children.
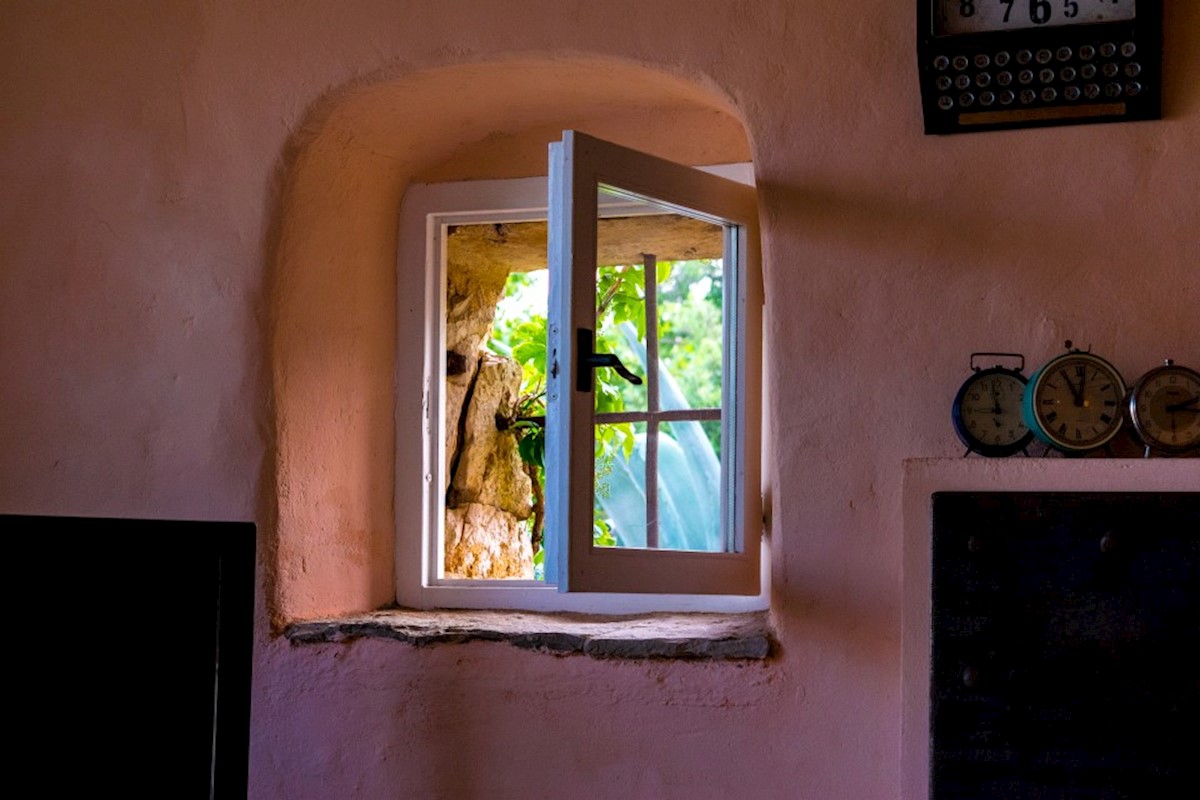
<box><xmin>1023</xmin><ymin>342</ymin><xmax>1126</xmax><ymax>454</ymax></box>
<box><xmin>951</xmin><ymin>352</ymin><xmax>1033</xmax><ymax>457</ymax></box>
<box><xmin>1127</xmin><ymin>359</ymin><xmax>1200</xmax><ymax>455</ymax></box>
<box><xmin>917</xmin><ymin>0</ymin><xmax>1162</xmax><ymax>134</ymax></box>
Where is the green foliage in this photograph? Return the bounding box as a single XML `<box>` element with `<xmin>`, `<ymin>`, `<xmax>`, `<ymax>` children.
<box><xmin>486</xmin><ymin>257</ymin><xmax>726</xmax><ymax>558</ymax></box>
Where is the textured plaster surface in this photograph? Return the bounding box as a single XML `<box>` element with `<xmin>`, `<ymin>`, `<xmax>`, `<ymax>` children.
<box><xmin>2</xmin><ymin>2</ymin><xmax>1198</xmax><ymax>799</ymax></box>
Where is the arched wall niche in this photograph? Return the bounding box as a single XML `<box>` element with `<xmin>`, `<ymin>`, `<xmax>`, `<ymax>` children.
<box><xmin>269</xmin><ymin>56</ymin><xmax>753</xmax><ymax>626</ymax></box>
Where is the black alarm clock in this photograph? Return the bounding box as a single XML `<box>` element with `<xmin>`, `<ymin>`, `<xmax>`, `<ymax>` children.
<box><xmin>917</xmin><ymin>0</ymin><xmax>1162</xmax><ymax>134</ymax></box>
<box><xmin>952</xmin><ymin>352</ymin><xmax>1034</xmax><ymax>457</ymax></box>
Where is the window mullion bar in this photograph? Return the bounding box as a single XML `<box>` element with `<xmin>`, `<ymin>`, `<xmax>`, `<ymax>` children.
<box><xmin>644</xmin><ymin>253</ymin><xmax>660</xmax><ymax>550</ymax></box>
<box><xmin>595</xmin><ymin>408</ymin><xmax>720</xmax><ymax>425</ymax></box>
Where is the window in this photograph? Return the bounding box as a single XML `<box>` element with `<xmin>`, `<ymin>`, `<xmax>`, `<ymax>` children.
<box><xmin>397</xmin><ymin>131</ymin><xmax>764</xmax><ymax>613</ymax></box>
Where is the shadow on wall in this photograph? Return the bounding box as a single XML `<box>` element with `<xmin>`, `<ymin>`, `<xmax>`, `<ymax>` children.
<box><xmin>262</xmin><ymin>55</ymin><xmax>754</xmax><ymax>627</ymax></box>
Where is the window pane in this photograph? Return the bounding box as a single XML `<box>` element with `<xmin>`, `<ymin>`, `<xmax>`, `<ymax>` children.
<box><xmin>442</xmin><ymin>223</ymin><xmax>547</xmax><ymax>582</ymax></box>
<box><xmin>594</xmin><ymin>259</ymin><xmax>647</xmax><ymax>414</ymax></box>
<box><xmin>592</xmin><ymin>185</ymin><xmax>730</xmax><ymax>555</ymax></box>
<box><xmin>656</xmin><ymin>420</ymin><xmax>723</xmax><ymax>552</ymax></box>
<box><xmin>594</xmin><ymin>421</ymin><xmax>647</xmax><ymax>548</ymax></box>
<box><xmin>657</xmin><ymin>258</ymin><xmax>724</xmax><ymax>412</ymax></box>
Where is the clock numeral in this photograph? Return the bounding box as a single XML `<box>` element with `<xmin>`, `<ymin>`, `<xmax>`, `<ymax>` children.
<box><xmin>1058</xmin><ymin>423</ymin><xmax>1067</xmax><ymax>436</ymax></box>
<box><xmin>959</xmin><ymin>1</ymin><xmax>976</xmax><ymax>18</ymax></box>
<box><xmin>1030</xmin><ymin>0</ymin><xmax>1052</xmax><ymax>25</ymax></box>
<box><xmin>1046</xmin><ymin>411</ymin><xmax>1058</xmax><ymax>423</ymax></box>
<box><xmin>1100</xmin><ymin>413</ymin><xmax>1113</xmax><ymax>424</ymax></box>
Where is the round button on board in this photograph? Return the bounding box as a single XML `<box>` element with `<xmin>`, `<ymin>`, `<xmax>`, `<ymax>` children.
<box><xmin>959</xmin><ymin>91</ymin><xmax>975</xmax><ymax>108</ymax></box>
<box><xmin>974</xmin><ymin>53</ymin><xmax>990</xmax><ymax>69</ymax></box>
<box><xmin>955</xmin><ymin>74</ymin><xmax>972</xmax><ymax>90</ymax></box>
<box><xmin>1080</xmin><ymin>63</ymin><xmax>1097</xmax><ymax>80</ymax></box>
<box><xmin>979</xmin><ymin>90</ymin><xmax>996</xmax><ymax>107</ymax></box>
<box><xmin>1036</xmin><ymin>49</ymin><xmax>1053</xmax><ymax>64</ymax></box>
<box><xmin>1126</xmin><ymin>81</ymin><xmax>1143</xmax><ymax>97</ymax></box>
<box><xmin>999</xmin><ymin>89</ymin><xmax>1015</xmax><ymax>105</ymax></box>
<box><xmin>1041</xmin><ymin>87</ymin><xmax>1057</xmax><ymax>102</ymax></box>
<box><xmin>1125</xmin><ymin>62</ymin><xmax>1142</xmax><ymax>78</ymax></box>
<box><xmin>1020</xmin><ymin>89</ymin><xmax>1036</xmax><ymax>104</ymax></box>
<box><xmin>1056</xmin><ymin>46</ymin><xmax>1073</xmax><ymax>62</ymax></box>
<box><xmin>1060</xmin><ymin>66</ymin><xmax>1076</xmax><ymax>82</ymax></box>
<box><xmin>952</xmin><ymin>54</ymin><xmax>969</xmax><ymax>71</ymax></box>
<box><xmin>976</xmin><ymin>72</ymin><xmax>992</xmax><ymax>88</ymax></box>
<box><xmin>1079</xmin><ymin>45</ymin><xmax>1096</xmax><ymax>61</ymax></box>
<box><xmin>938</xmin><ymin>95</ymin><xmax>955</xmax><ymax>111</ymax></box>
<box><xmin>1016</xmin><ymin>49</ymin><xmax>1033</xmax><ymax>65</ymax></box>
<box><xmin>936</xmin><ymin>75</ymin><xmax>953</xmax><ymax>91</ymax></box>
<box><xmin>934</xmin><ymin>55</ymin><xmax>951</xmax><ymax>71</ymax></box>
<box><xmin>1105</xmin><ymin>82</ymin><xmax>1123</xmax><ymax>98</ymax></box>
<box><xmin>1121</xmin><ymin>42</ymin><xmax>1137</xmax><ymax>58</ymax></box>
<box><xmin>1100</xmin><ymin>42</ymin><xmax>1117</xmax><ymax>58</ymax></box>
<box><xmin>994</xmin><ymin>51</ymin><xmax>1011</xmax><ymax>67</ymax></box>
<box><xmin>1064</xmin><ymin>85</ymin><xmax>1082</xmax><ymax>101</ymax></box>
<box><xmin>1103</xmin><ymin>62</ymin><xmax>1120</xmax><ymax>78</ymax></box>
<box><xmin>1085</xmin><ymin>83</ymin><xmax>1101</xmax><ymax>99</ymax></box>
<box><xmin>1019</xmin><ymin>69</ymin><xmax>1034</xmax><ymax>84</ymax></box>
<box><xmin>1039</xmin><ymin>68</ymin><xmax>1056</xmax><ymax>84</ymax></box>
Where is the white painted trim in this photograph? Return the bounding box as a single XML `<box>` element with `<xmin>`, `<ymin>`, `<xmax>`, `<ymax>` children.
<box><xmin>553</xmin><ymin>130</ymin><xmax>762</xmax><ymax>596</ymax></box>
<box><xmin>395</xmin><ymin>158</ymin><xmax>768</xmax><ymax>613</ymax></box>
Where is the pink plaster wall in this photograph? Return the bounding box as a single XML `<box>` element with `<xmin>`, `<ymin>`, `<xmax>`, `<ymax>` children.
<box><xmin>2</xmin><ymin>2</ymin><xmax>1197</xmax><ymax>799</ymax></box>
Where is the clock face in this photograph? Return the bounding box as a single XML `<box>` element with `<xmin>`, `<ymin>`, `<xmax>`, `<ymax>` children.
<box><xmin>953</xmin><ymin>369</ymin><xmax>1032</xmax><ymax>455</ymax></box>
<box><xmin>1025</xmin><ymin>352</ymin><xmax>1126</xmax><ymax>451</ymax></box>
<box><xmin>936</xmin><ymin>0</ymin><xmax>1137</xmax><ymax>36</ymax></box>
<box><xmin>1130</xmin><ymin>365</ymin><xmax>1200</xmax><ymax>453</ymax></box>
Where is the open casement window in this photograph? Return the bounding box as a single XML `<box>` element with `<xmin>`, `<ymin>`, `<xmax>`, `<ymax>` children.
<box><xmin>403</xmin><ymin>131</ymin><xmax>763</xmax><ymax>613</ymax></box>
<box><xmin>545</xmin><ymin>131</ymin><xmax>762</xmax><ymax>596</ymax></box>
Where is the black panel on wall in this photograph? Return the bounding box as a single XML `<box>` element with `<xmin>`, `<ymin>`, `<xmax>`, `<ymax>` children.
<box><xmin>3</xmin><ymin>515</ymin><xmax>255</xmax><ymax>800</ymax></box>
<box><xmin>930</xmin><ymin>493</ymin><xmax>1199</xmax><ymax>800</ymax></box>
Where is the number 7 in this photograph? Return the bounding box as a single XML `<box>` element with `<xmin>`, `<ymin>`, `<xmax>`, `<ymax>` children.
<box><xmin>1001</xmin><ymin>0</ymin><xmax>1015</xmax><ymax>23</ymax></box>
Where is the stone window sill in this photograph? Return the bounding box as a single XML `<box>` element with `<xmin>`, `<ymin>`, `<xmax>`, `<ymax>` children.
<box><xmin>285</xmin><ymin>608</ymin><xmax>774</xmax><ymax>660</ymax></box>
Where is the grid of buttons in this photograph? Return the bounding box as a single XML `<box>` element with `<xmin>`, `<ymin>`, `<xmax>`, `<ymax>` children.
<box><xmin>931</xmin><ymin>41</ymin><xmax>1144</xmax><ymax>112</ymax></box>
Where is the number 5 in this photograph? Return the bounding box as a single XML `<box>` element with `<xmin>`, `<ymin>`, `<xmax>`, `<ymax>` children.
<box><xmin>1064</xmin><ymin>0</ymin><xmax>1079</xmax><ymax>18</ymax></box>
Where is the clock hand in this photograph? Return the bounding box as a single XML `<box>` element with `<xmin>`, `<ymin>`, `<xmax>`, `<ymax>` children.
<box><xmin>1079</xmin><ymin>365</ymin><xmax>1095</xmax><ymax>408</ymax></box>
<box><xmin>1060</xmin><ymin>369</ymin><xmax>1083</xmax><ymax>406</ymax></box>
<box><xmin>1166</xmin><ymin>396</ymin><xmax>1200</xmax><ymax>413</ymax></box>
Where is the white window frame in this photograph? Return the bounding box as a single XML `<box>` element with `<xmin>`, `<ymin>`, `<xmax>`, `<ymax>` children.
<box><xmin>395</xmin><ymin>135</ymin><xmax>766</xmax><ymax>614</ymax></box>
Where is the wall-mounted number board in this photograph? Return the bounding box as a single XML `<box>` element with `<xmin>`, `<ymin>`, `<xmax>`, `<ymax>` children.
<box><xmin>917</xmin><ymin>1</ymin><xmax>1162</xmax><ymax>134</ymax></box>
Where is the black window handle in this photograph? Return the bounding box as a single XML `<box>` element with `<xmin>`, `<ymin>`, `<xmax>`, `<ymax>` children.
<box><xmin>576</xmin><ymin>328</ymin><xmax>642</xmax><ymax>392</ymax></box>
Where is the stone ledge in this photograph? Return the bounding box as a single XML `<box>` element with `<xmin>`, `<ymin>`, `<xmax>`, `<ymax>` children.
<box><xmin>285</xmin><ymin>608</ymin><xmax>773</xmax><ymax>660</ymax></box>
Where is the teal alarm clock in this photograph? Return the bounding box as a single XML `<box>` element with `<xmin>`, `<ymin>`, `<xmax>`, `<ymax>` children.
<box><xmin>1023</xmin><ymin>342</ymin><xmax>1126</xmax><ymax>454</ymax></box>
